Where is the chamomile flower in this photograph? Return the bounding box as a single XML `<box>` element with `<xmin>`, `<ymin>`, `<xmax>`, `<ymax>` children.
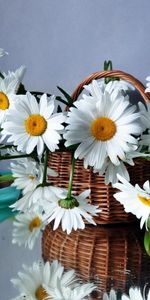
<box><xmin>103</xmin><ymin>289</ymin><xmax>117</xmax><ymax>300</ymax></box>
<box><xmin>1</xmin><ymin>92</ymin><xmax>66</xmax><ymax>155</ymax></box>
<box><xmin>0</xmin><ymin>75</ymin><xmax>22</xmax><ymax>124</ymax></box>
<box><xmin>45</xmin><ymin>188</ymin><xmax>101</xmax><ymax>234</ymax></box>
<box><xmin>45</xmin><ymin>280</ymin><xmax>96</xmax><ymax>300</ymax></box>
<box><xmin>10</xmin><ymin>185</ymin><xmax>61</xmax><ymax>212</ymax></box>
<box><xmin>64</xmin><ymin>80</ymin><xmax>142</xmax><ymax>169</ymax></box>
<box><xmin>11</xmin><ymin>260</ymin><xmax>77</xmax><ymax>300</ymax></box>
<box><xmin>84</xmin><ymin>78</ymin><xmax>134</xmax><ymax>101</ymax></box>
<box><xmin>10</xmin><ymin>157</ymin><xmax>57</xmax><ymax>195</ymax></box>
<box><xmin>122</xmin><ymin>287</ymin><xmax>150</xmax><ymax>300</ymax></box>
<box><xmin>113</xmin><ymin>175</ymin><xmax>150</xmax><ymax>229</ymax></box>
<box><xmin>138</xmin><ymin>102</ymin><xmax>150</xmax><ymax>151</ymax></box>
<box><xmin>12</xmin><ymin>210</ymin><xmax>47</xmax><ymax>250</ymax></box>
<box><xmin>3</xmin><ymin>65</ymin><xmax>26</xmax><ymax>86</ymax></box>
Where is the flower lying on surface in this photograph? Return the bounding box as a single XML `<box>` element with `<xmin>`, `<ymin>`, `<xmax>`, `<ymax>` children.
<box><xmin>113</xmin><ymin>175</ymin><xmax>150</xmax><ymax>229</ymax></box>
<box><xmin>11</xmin><ymin>260</ymin><xmax>94</xmax><ymax>300</ymax></box>
<box><xmin>122</xmin><ymin>287</ymin><xmax>150</xmax><ymax>300</ymax></box>
<box><xmin>10</xmin><ymin>157</ymin><xmax>57</xmax><ymax>195</ymax></box>
<box><xmin>1</xmin><ymin>92</ymin><xmax>66</xmax><ymax>155</ymax></box>
<box><xmin>44</xmin><ymin>188</ymin><xmax>101</xmax><ymax>234</ymax></box>
<box><xmin>12</xmin><ymin>209</ymin><xmax>48</xmax><ymax>250</ymax></box>
<box><xmin>103</xmin><ymin>289</ymin><xmax>117</xmax><ymax>300</ymax></box>
<box><xmin>64</xmin><ymin>80</ymin><xmax>142</xmax><ymax>170</ymax></box>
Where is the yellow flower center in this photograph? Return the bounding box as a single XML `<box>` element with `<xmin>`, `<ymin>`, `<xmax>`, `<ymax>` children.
<box><xmin>25</xmin><ymin>114</ymin><xmax>47</xmax><ymax>136</ymax></box>
<box><xmin>91</xmin><ymin>117</ymin><xmax>116</xmax><ymax>141</ymax></box>
<box><xmin>29</xmin><ymin>175</ymin><xmax>36</xmax><ymax>180</ymax></box>
<box><xmin>29</xmin><ymin>217</ymin><xmax>42</xmax><ymax>232</ymax></box>
<box><xmin>0</xmin><ymin>92</ymin><xmax>9</xmax><ymax>110</ymax></box>
<box><xmin>35</xmin><ymin>286</ymin><xmax>51</xmax><ymax>300</ymax></box>
<box><xmin>138</xmin><ymin>194</ymin><xmax>150</xmax><ymax>207</ymax></box>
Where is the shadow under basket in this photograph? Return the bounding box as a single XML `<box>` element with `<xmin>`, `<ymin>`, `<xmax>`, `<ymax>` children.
<box><xmin>48</xmin><ymin>152</ymin><xmax>150</xmax><ymax>224</ymax></box>
<box><xmin>48</xmin><ymin>69</ymin><xmax>150</xmax><ymax>225</ymax></box>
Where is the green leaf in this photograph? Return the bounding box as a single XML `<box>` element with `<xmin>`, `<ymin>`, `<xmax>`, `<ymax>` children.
<box><xmin>0</xmin><ymin>174</ymin><xmax>14</xmax><ymax>183</ymax></box>
<box><xmin>103</xmin><ymin>60</ymin><xmax>119</xmax><ymax>84</ymax></box>
<box><xmin>57</xmin><ymin>86</ymin><xmax>73</xmax><ymax>106</ymax></box>
<box><xmin>144</xmin><ymin>230</ymin><xmax>150</xmax><ymax>256</ymax></box>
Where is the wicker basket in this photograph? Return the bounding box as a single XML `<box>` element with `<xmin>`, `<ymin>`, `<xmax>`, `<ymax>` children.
<box><xmin>48</xmin><ymin>70</ymin><xmax>150</xmax><ymax>224</ymax></box>
<box><xmin>42</xmin><ymin>224</ymin><xmax>142</xmax><ymax>298</ymax></box>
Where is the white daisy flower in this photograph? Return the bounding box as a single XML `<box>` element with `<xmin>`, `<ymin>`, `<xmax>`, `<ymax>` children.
<box><xmin>0</xmin><ymin>75</ymin><xmax>22</xmax><ymax>124</ymax></box>
<box><xmin>0</xmin><ymin>48</ymin><xmax>8</xmax><ymax>58</ymax></box>
<box><xmin>12</xmin><ymin>210</ymin><xmax>47</xmax><ymax>250</ymax></box>
<box><xmin>122</xmin><ymin>287</ymin><xmax>150</xmax><ymax>300</ymax></box>
<box><xmin>45</xmin><ymin>280</ymin><xmax>96</xmax><ymax>300</ymax></box>
<box><xmin>145</xmin><ymin>75</ymin><xmax>150</xmax><ymax>93</ymax></box>
<box><xmin>11</xmin><ymin>260</ymin><xmax>77</xmax><ymax>300</ymax></box>
<box><xmin>44</xmin><ymin>187</ymin><xmax>101</xmax><ymax>234</ymax></box>
<box><xmin>84</xmin><ymin>78</ymin><xmax>134</xmax><ymax>101</ymax></box>
<box><xmin>64</xmin><ymin>80</ymin><xmax>142</xmax><ymax>169</ymax></box>
<box><xmin>10</xmin><ymin>185</ymin><xmax>61</xmax><ymax>212</ymax></box>
<box><xmin>95</xmin><ymin>146</ymin><xmax>150</xmax><ymax>185</ymax></box>
<box><xmin>1</xmin><ymin>92</ymin><xmax>66</xmax><ymax>155</ymax></box>
<box><xmin>10</xmin><ymin>157</ymin><xmax>57</xmax><ymax>195</ymax></box>
<box><xmin>103</xmin><ymin>289</ymin><xmax>117</xmax><ymax>300</ymax></box>
<box><xmin>3</xmin><ymin>65</ymin><xmax>26</xmax><ymax>85</ymax></box>
<box><xmin>138</xmin><ymin>102</ymin><xmax>150</xmax><ymax>151</ymax></box>
<box><xmin>113</xmin><ymin>175</ymin><xmax>150</xmax><ymax>229</ymax></box>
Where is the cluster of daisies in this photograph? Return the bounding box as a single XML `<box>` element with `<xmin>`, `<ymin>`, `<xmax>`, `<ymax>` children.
<box><xmin>103</xmin><ymin>287</ymin><xmax>150</xmax><ymax>300</ymax></box>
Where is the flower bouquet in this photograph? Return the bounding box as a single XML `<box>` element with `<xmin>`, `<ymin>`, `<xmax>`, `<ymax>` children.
<box><xmin>1</xmin><ymin>50</ymin><xmax>150</xmax><ymax>299</ymax></box>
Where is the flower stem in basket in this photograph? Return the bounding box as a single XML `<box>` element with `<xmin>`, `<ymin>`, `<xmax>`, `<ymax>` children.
<box><xmin>67</xmin><ymin>155</ymin><xmax>76</xmax><ymax>199</ymax></box>
<box><xmin>42</xmin><ymin>148</ymin><xmax>49</xmax><ymax>186</ymax></box>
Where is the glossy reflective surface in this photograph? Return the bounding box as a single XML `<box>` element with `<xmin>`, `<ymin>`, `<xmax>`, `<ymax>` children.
<box><xmin>42</xmin><ymin>222</ymin><xmax>150</xmax><ymax>299</ymax></box>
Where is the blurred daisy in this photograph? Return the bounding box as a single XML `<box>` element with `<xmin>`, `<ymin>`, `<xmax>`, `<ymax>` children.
<box><xmin>12</xmin><ymin>210</ymin><xmax>47</xmax><ymax>250</ymax></box>
<box><xmin>0</xmin><ymin>48</ymin><xmax>8</xmax><ymax>58</ymax></box>
<box><xmin>103</xmin><ymin>289</ymin><xmax>117</xmax><ymax>300</ymax></box>
<box><xmin>10</xmin><ymin>157</ymin><xmax>57</xmax><ymax>195</ymax></box>
<box><xmin>122</xmin><ymin>287</ymin><xmax>150</xmax><ymax>300</ymax></box>
<box><xmin>84</xmin><ymin>78</ymin><xmax>134</xmax><ymax>101</ymax></box>
<box><xmin>45</xmin><ymin>188</ymin><xmax>101</xmax><ymax>234</ymax></box>
<box><xmin>11</xmin><ymin>260</ymin><xmax>77</xmax><ymax>300</ymax></box>
<box><xmin>45</xmin><ymin>281</ymin><xmax>96</xmax><ymax>300</ymax></box>
<box><xmin>1</xmin><ymin>92</ymin><xmax>66</xmax><ymax>155</ymax></box>
<box><xmin>113</xmin><ymin>175</ymin><xmax>150</xmax><ymax>229</ymax></box>
<box><xmin>145</xmin><ymin>76</ymin><xmax>150</xmax><ymax>93</ymax></box>
<box><xmin>10</xmin><ymin>185</ymin><xmax>61</xmax><ymax>212</ymax></box>
<box><xmin>64</xmin><ymin>80</ymin><xmax>142</xmax><ymax>169</ymax></box>
<box><xmin>95</xmin><ymin>147</ymin><xmax>150</xmax><ymax>185</ymax></box>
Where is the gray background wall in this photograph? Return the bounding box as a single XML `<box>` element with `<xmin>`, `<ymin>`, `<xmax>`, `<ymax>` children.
<box><xmin>0</xmin><ymin>1</ymin><xmax>150</xmax><ymax>299</ymax></box>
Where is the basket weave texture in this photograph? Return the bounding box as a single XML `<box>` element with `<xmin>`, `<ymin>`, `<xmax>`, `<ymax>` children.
<box><xmin>42</xmin><ymin>224</ymin><xmax>142</xmax><ymax>297</ymax></box>
<box><xmin>48</xmin><ymin>70</ymin><xmax>150</xmax><ymax>224</ymax></box>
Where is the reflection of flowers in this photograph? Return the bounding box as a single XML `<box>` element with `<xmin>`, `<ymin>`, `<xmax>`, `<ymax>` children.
<box><xmin>11</xmin><ymin>260</ymin><xmax>96</xmax><ymax>300</ymax></box>
<box><xmin>12</xmin><ymin>209</ymin><xmax>48</xmax><ymax>250</ymax></box>
<box><xmin>103</xmin><ymin>289</ymin><xmax>117</xmax><ymax>300</ymax></box>
<box><xmin>122</xmin><ymin>287</ymin><xmax>150</xmax><ymax>300</ymax></box>
<box><xmin>114</xmin><ymin>175</ymin><xmax>150</xmax><ymax>229</ymax></box>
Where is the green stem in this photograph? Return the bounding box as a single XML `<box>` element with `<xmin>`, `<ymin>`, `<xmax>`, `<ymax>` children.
<box><xmin>67</xmin><ymin>155</ymin><xmax>76</xmax><ymax>199</ymax></box>
<box><xmin>0</xmin><ymin>154</ymin><xmax>30</xmax><ymax>160</ymax></box>
<box><xmin>42</xmin><ymin>148</ymin><xmax>49</xmax><ymax>185</ymax></box>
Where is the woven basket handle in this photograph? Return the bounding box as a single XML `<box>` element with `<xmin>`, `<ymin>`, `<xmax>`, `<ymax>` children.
<box><xmin>71</xmin><ymin>70</ymin><xmax>150</xmax><ymax>103</ymax></box>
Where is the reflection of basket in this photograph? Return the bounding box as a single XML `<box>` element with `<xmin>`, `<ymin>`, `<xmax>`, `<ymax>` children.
<box><xmin>48</xmin><ymin>70</ymin><xmax>150</xmax><ymax>224</ymax></box>
<box><xmin>42</xmin><ymin>224</ymin><xmax>142</xmax><ymax>297</ymax></box>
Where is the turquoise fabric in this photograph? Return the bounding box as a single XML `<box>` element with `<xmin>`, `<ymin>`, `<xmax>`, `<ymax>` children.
<box><xmin>0</xmin><ymin>171</ymin><xmax>21</xmax><ymax>222</ymax></box>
